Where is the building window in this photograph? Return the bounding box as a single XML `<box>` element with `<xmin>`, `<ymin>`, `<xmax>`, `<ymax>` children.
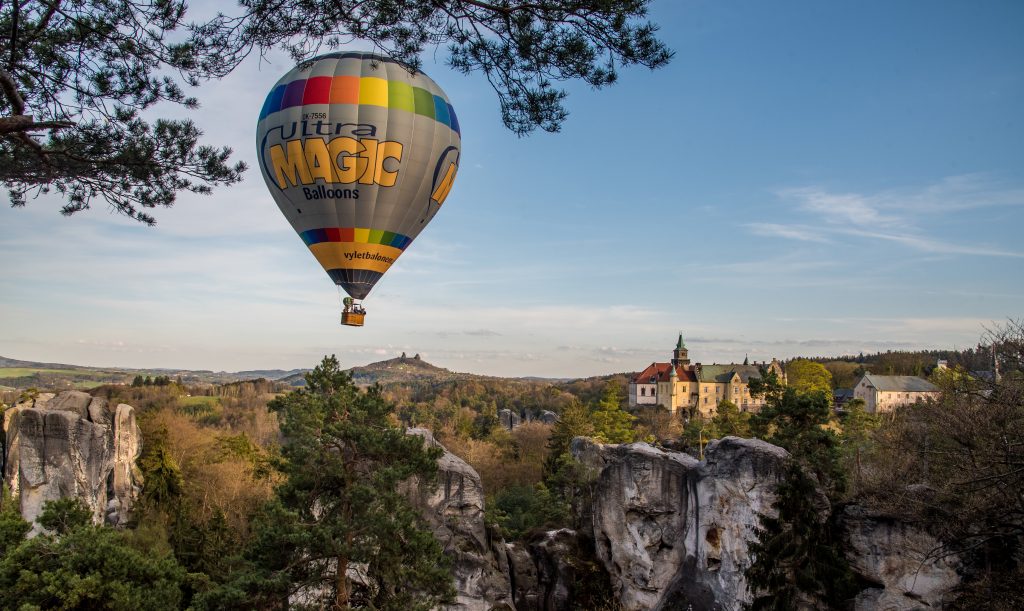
<box><xmin>703</xmin><ymin>397</ymin><xmax>708</xmax><ymax>405</ymax></box>
<box><xmin>640</xmin><ymin>388</ymin><xmax>645</xmax><ymax>397</ymax></box>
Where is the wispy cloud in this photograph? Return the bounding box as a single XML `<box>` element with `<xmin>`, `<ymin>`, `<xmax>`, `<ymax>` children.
<box><xmin>843</xmin><ymin>228</ymin><xmax>1024</xmax><ymax>258</ymax></box>
<box><xmin>751</xmin><ymin>176</ymin><xmax>1024</xmax><ymax>258</ymax></box>
<box><xmin>747</xmin><ymin>223</ymin><xmax>831</xmax><ymax>243</ymax></box>
<box><xmin>433</xmin><ymin>328</ymin><xmax>503</xmax><ymax>337</ymax></box>
<box><xmin>779</xmin><ymin>187</ymin><xmax>899</xmax><ymax>227</ymax></box>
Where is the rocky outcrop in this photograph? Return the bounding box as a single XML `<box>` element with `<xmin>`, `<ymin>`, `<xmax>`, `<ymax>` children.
<box><xmin>399</xmin><ymin>431</ymin><xmax>966</xmax><ymax>611</ymax></box>
<box><xmin>2</xmin><ymin>391</ymin><xmax>142</xmax><ymax>530</ymax></box>
<box><xmin>840</xmin><ymin>505</ymin><xmax>962</xmax><ymax>610</ymax></box>
<box><xmin>536</xmin><ymin>411</ymin><xmax>559</xmax><ymax>425</ymax></box>
<box><xmin>498</xmin><ymin>409</ymin><xmax>521</xmax><ymax>431</ymax></box>
<box><xmin>505</xmin><ymin>529</ymin><xmax>588</xmax><ymax>611</ymax></box>
<box><xmin>567</xmin><ymin>436</ymin><xmax>965</xmax><ymax>611</ymax></box>
<box><xmin>405</xmin><ymin>428</ymin><xmax>514</xmax><ymax>611</ymax></box>
<box><xmin>573</xmin><ymin>436</ymin><xmax>793</xmax><ymax>611</ymax></box>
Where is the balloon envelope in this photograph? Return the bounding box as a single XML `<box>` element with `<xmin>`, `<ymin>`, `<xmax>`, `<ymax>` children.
<box><xmin>257</xmin><ymin>52</ymin><xmax>461</xmax><ymax>300</ymax></box>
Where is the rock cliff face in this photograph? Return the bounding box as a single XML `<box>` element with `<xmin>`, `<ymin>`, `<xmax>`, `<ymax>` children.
<box><xmin>504</xmin><ymin>529</ymin><xmax>594</xmax><ymax>611</ymax></box>
<box><xmin>566</xmin><ymin>437</ymin><xmax>963</xmax><ymax>611</ymax></box>
<box><xmin>840</xmin><ymin>505</ymin><xmax>962</xmax><ymax>610</ymax></box>
<box><xmin>573</xmin><ymin>436</ymin><xmax>791</xmax><ymax>611</ymax></box>
<box><xmin>2</xmin><ymin>391</ymin><xmax>142</xmax><ymax>530</ymax></box>
<box><xmin>404</xmin><ymin>428</ymin><xmax>514</xmax><ymax>611</ymax></box>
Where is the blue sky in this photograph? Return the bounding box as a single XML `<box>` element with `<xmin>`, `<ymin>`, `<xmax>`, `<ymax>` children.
<box><xmin>2</xmin><ymin>0</ymin><xmax>1022</xmax><ymax>377</ymax></box>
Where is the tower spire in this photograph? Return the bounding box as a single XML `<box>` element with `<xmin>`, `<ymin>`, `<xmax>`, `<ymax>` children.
<box><xmin>672</xmin><ymin>331</ymin><xmax>690</xmax><ymax>366</ymax></box>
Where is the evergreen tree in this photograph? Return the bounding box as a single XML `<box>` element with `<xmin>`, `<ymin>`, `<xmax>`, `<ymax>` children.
<box><xmin>546</xmin><ymin>398</ymin><xmax>595</xmax><ymax>461</ymax></box>
<box><xmin>0</xmin><ymin>484</ymin><xmax>30</xmax><ymax>557</ymax></box>
<box><xmin>132</xmin><ymin>375</ymin><xmax>145</xmax><ymax>387</ymax></box>
<box><xmin>750</xmin><ymin>376</ymin><xmax>844</xmax><ymax>495</ymax></box>
<box><xmin>0</xmin><ymin>499</ymin><xmax>187</xmax><ymax>610</ymax></box>
<box><xmin>681</xmin><ymin>414</ymin><xmax>718</xmax><ymax>458</ymax></box>
<box><xmin>838</xmin><ymin>398</ymin><xmax>879</xmax><ymax>488</ymax></box>
<box><xmin>202</xmin><ymin>356</ymin><xmax>454</xmax><ymax>610</ymax></box>
<box><xmin>746</xmin><ymin>464</ymin><xmax>855</xmax><ymax>610</ymax></box>
<box><xmin>590</xmin><ymin>381</ymin><xmax>636</xmax><ymax>443</ymax></box>
<box><xmin>542</xmin><ymin>399</ymin><xmax>595</xmax><ymax>530</ymax></box>
<box><xmin>745</xmin><ymin>375</ymin><xmax>855</xmax><ymax>609</ymax></box>
<box><xmin>36</xmin><ymin>496</ymin><xmax>94</xmax><ymax>534</ymax></box>
<box><xmin>138</xmin><ymin>427</ymin><xmax>185</xmax><ymax>506</ymax></box>
<box><xmin>713</xmin><ymin>399</ymin><xmax>751</xmax><ymax>438</ymax></box>
<box><xmin>473</xmin><ymin>399</ymin><xmax>500</xmax><ymax>439</ymax></box>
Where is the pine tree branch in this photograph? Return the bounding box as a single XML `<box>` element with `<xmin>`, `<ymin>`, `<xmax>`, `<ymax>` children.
<box><xmin>0</xmin><ymin>114</ymin><xmax>74</xmax><ymax>134</ymax></box>
<box><xmin>0</xmin><ymin>65</ymin><xmax>26</xmax><ymax>114</ymax></box>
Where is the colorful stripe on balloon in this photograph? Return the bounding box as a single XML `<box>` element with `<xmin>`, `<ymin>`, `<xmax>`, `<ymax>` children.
<box><xmin>299</xmin><ymin>227</ymin><xmax>414</xmax><ymax>251</ymax></box>
<box><xmin>260</xmin><ymin>76</ymin><xmax>460</xmax><ymax>135</ymax></box>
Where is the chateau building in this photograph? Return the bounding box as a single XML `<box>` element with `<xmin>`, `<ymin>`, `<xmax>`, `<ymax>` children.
<box><xmin>852</xmin><ymin>373</ymin><xmax>940</xmax><ymax>413</ymax></box>
<box><xmin>629</xmin><ymin>334</ymin><xmax>785</xmax><ymax>416</ymax></box>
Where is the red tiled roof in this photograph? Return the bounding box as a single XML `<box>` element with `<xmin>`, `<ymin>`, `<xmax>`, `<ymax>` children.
<box><xmin>632</xmin><ymin>362</ymin><xmax>697</xmax><ymax>383</ymax></box>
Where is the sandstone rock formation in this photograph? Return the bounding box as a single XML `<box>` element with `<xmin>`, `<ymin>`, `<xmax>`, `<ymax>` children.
<box><xmin>498</xmin><ymin>409</ymin><xmax>522</xmax><ymax>431</ymax></box>
<box><xmin>2</xmin><ymin>391</ymin><xmax>142</xmax><ymax>530</ymax></box>
<box><xmin>536</xmin><ymin>410</ymin><xmax>559</xmax><ymax>425</ymax></box>
<box><xmin>840</xmin><ymin>505</ymin><xmax>962</xmax><ymax>610</ymax></box>
<box><xmin>404</xmin><ymin>428</ymin><xmax>514</xmax><ymax>611</ymax></box>
<box><xmin>573</xmin><ymin>436</ymin><xmax>792</xmax><ymax>611</ymax></box>
<box><xmin>504</xmin><ymin>529</ymin><xmax>588</xmax><ymax>611</ymax></box>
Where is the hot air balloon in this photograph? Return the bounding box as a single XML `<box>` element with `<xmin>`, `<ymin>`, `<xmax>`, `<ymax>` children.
<box><xmin>256</xmin><ymin>52</ymin><xmax>461</xmax><ymax>326</ymax></box>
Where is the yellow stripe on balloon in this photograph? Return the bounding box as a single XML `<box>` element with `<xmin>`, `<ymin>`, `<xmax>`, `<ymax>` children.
<box><xmin>358</xmin><ymin>77</ymin><xmax>389</xmax><ymax>107</ymax></box>
<box><xmin>309</xmin><ymin>242</ymin><xmax>403</xmax><ymax>274</ymax></box>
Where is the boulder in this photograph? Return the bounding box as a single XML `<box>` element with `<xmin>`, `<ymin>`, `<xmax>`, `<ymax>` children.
<box><xmin>537</xmin><ymin>411</ymin><xmax>559</xmax><ymax>425</ymax></box>
<box><xmin>3</xmin><ymin>391</ymin><xmax>142</xmax><ymax>531</ymax></box>
<box><xmin>405</xmin><ymin>429</ymin><xmax>514</xmax><ymax>611</ymax></box>
<box><xmin>839</xmin><ymin>505</ymin><xmax>962</xmax><ymax>610</ymax></box>
<box><xmin>573</xmin><ymin>436</ymin><xmax>792</xmax><ymax>610</ymax></box>
<box><xmin>498</xmin><ymin>409</ymin><xmax>521</xmax><ymax>431</ymax></box>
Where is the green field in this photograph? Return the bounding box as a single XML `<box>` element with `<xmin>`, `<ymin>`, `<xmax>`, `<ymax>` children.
<box><xmin>0</xmin><ymin>367</ymin><xmax>98</xmax><ymax>378</ymax></box>
<box><xmin>177</xmin><ymin>395</ymin><xmax>222</xmax><ymax>421</ymax></box>
<box><xmin>178</xmin><ymin>395</ymin><xmax>221</xmax><ymax>407</ymax></box>
<box><xmin>73</xmin><ymin>381</ymin><xmax>105</xmax><ymax>390</ymax></box>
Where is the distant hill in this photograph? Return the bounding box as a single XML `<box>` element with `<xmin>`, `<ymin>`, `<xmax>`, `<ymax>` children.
<box><xmin>234</xmin><ymin>368</ymin><xmax>309</xmax><ymax>381</ymax></box>
<box><xmin>350</xmin><ymin>354</ymin><xmax>466</xmax><ymax>385</ymax></box>
<box><xmin>0</xmin><ymin>355</ymin><xmax>308</xmax><ymax>391</ymax></box>
<box><xmin>0</xmin><ymin>353</ymin><xmax>484</xmax><ymax>391</ymax></box>
<box><xmin>1</xmin><ymin>353</ymin><xmax>599</xmax><ymax>393</ymax></box>
<box><xmin>283</xmin><ymin>354</ymin><xmax>470</xmax><ymax>388</ymax></box>
<box><xmin>0</xmin><ymin>356</ymin><xmax>81</xmax><ymax>370</ymax></box>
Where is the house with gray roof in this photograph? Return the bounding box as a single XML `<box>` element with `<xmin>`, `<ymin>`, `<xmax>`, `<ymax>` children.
<box><xmin>852</xmin><ymin>373</ymin><xmax>941</xmax><ymax>413</ymax></box>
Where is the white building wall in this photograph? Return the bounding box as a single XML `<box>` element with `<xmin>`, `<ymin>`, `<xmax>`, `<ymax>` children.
<box><xmin>854</xmin><ymin>378</ymin><xmax>878</xmax><ymax>413</ymax></box>
<box><xmin>630</xmin><ymin>383</ymin><xmax>657</xmax><ymax>407</ymax></box>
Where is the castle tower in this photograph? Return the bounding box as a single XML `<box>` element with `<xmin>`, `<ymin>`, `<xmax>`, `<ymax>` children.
<box><xmin>672</xmin><ymin>332</ymin><xmax>690</xmax><ymax>366</ymax></box>
<box><xmin>668</xmin><ymin>365</ymin><xmax>678</xmax><ymax>411</ymax></box>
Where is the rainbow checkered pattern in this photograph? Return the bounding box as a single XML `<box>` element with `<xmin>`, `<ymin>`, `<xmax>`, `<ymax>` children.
<box><xmin>300</xmin><ymin>227</ymin><xmax>413</xmax><ymax>251</ymax></box>
<box><xmin>260</xmin><ymin>75</ymin><xmax>460</xmax><ymax>135</ymax></box>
